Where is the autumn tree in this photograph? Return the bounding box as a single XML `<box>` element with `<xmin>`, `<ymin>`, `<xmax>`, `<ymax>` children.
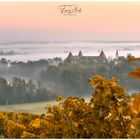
<box><xmin>1</xmin><ymin>54</ymin><xmax>140</xmax><ymax>138</ymax></box>
<box><xmin>43</xmin><ymin>75</ymin><xmax>137</xmax><ymax>138</ymax></box>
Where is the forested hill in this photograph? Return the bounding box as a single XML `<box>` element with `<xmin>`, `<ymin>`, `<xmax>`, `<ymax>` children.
<box><xmin>0</xmin><ymin>56</ymin><xmax>140</xmax><ymax>105</ymax></box>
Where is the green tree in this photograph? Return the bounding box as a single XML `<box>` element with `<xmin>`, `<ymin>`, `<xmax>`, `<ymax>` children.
<box><xmin>12</xmin><ymin>77</ymin><xmax>26</xmax><ymax>103</ymax></box>
<box><xmin>0</xmin><ymin>77</ymin><xmax>10</xmax><ymax>104</ymax></box>
<box><xmin>26</xmin><ymin>79</ymin><xmax>36</xmax><ymax>102</ymax></box>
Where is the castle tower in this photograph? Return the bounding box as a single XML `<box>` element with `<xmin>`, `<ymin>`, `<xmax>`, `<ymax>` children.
<box><xmin>116</xmin><ymin>50</ymin><xmax>119</xmax><ymax>59</ymax></box>
<box><xmin>78</xmin><ymin>50</ymin><xmax>83</xmax><ymax>57</ymax></box>
<box><xmin>68</xmin><ymin>52</ymin><xmax>73</xmax><ymax>58</ymax></box>
<box><xmin>99</xmin><ymin>50</ymin><xmax>107</xmax><ymax>61</ymax></box>
<box><xmin>65</xmin><ymin>52</ymin><xmax>74</xmax><ymax>63</ymax></box>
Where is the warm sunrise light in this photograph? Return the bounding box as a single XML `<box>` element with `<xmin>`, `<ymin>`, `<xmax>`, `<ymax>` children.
<box><xmin>1</xmin><ymin>3</ymin><xmax>140</xmax><ymax>139</ymax></box>
<box><xmin>0</xmin><ymin>2</ymin><xmax>140</xmax><ymax>41</ymax></box>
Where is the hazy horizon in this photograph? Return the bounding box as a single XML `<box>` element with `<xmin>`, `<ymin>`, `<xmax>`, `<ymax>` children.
<box><xmin>1</xmin><ymin>39</ymin><xmax>140</xmax><ymax>44</ymax></box>
<box><xmin>0</xmin><ymin>41</ymin><xmax>139</xmax><ymax>62</ymax></box>
<box><xmin>0</xmin><ymin>2</ymin><xmax>140</xmax><ymax>42</ymax></box>
<box><xmin>0</xmin><ymin>2</ymin><xmax>140</xmax><ymax>61</ymax></box>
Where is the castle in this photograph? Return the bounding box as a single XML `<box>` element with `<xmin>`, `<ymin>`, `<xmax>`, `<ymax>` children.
<box><xmin>65</xmin><ymin>50</ymin><xmax>108</xmax><ymax>63</ymax></box>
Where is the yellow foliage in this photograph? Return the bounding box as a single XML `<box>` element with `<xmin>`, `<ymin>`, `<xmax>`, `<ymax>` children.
<box><xmin>129</xmin><ymin>68</ymin><xmax>140</xmax><ymax>79</ymax></box>
<box><xmin>1</xmin><ymin>74</ymin><xmax>140</xmax><ymax>138</ymax></box>
<box><xmin>30</xmin><ymin>118</ymin><xmax>40</xmax><ymax>128</ymax></box>
<box><xmin>131</xmin><ymin>94</ymin><xmax>140</xmax><ymax>114</ymax></box>
<box><xmin>5</xmin><ymin>120</ymin><xmax>25</xmax><ymax>138</ymax></box>
<box><xmin>128</xmin><ymin>55</ymin><xmax>140</xmax><ymax>79</ymax></box>
<box><xmin>127</xmin><ymin>55</ymin><xmax>136</xmax><ymax>63</ymax></box>
<box><xmin>21</xmin><ymin>131</ymin><xmax>38</xmax><ymax>138</ymax></box>
<box><xmin>2</xmin><ymin>54</ymin><xmax>140</xmax><ymax>138</ymax></box>
<box><xmin>55</xmin><ymin>95</ymin><xmax>62</xmax><ymax>101</ymax></box>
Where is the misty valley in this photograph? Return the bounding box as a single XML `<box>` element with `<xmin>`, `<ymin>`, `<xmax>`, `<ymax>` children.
<box><xmin>2</xmin><ymin>1</ymin><xmax>140</xmax><ymax>138</ymax></box>
<box><xmin>0</xmin><ymin>51</ymin><xmax>140</xmax><ymax>106</ymax></box>
<box><xmin>1</xmin><ymin>51</ymin><xmax>140</xmax><ymax>138</ymax></box>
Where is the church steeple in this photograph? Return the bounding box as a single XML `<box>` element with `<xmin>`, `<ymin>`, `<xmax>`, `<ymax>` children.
<box><xmin>116</xmin><ymin>50</ymin><xmax>119</xmax><ymax>59</ymax></box>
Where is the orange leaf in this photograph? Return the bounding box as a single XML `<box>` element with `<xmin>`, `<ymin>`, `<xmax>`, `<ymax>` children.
<box><xmin>129</xmin><ymin>72</ymin><xmax>136</xmax><ymax>79</ymax></box>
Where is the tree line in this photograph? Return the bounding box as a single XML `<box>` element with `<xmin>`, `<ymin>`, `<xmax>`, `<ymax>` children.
<box><xmin>0</xmin><ymin>77</ymin><xmax>54</xmax><ymax>105</ymax></box>
<box><xmin>0</xmin><ymin>75</ymin><xmax>140</xmax><ymax>138</ymax></box>
<box><xmin>39</xmin><ymin>56</ymin><xmax>140</xmax><ymax>97</ymax></box>
<box><xmin>0</xmin><ymin>57</ymin><xmax>62</xmax><ymax>80</ymax></box>
<box><xmin>1</xmin><ymin>56</ymin><xmax>140</xmax><ymax>103</ymax></box>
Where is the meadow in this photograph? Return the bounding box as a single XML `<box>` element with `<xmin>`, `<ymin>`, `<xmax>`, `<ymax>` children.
<box><xmin>0</xmin><ymin>97</ymin><xmax>90</xmax><ymax>114</ymax></box>
<box><xmin>0</xmin><ymin>100</ymin><xmax>58</xmax><ymax>114</ymax></box>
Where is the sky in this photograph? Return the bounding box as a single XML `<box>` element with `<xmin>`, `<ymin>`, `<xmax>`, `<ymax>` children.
<box><xmin>0</xmin><ymin>2</ymin><xmax>140</xmax><ymax>42</ymax></box>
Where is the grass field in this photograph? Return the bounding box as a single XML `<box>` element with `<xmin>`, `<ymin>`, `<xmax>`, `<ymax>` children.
<box><xmin>0</xmin><ymin>96</ymin><xmax>91</xmax><ymax>114</ymax></box>
<box><xmin>0</xmin><ymin>100</ymin><xmax>58</xmax><ymax>114</ymax></box>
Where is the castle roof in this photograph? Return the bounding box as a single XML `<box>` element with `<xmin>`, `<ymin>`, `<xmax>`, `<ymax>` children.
<box><xmin>68</xmin><ymin>52</ymin><xmax>73</xmax><ymax>58</ymax></box>
<box><xmin>99</xmin><ymin>50</ymin><xmax>107</xmax><ymax>60</ymax></box>
<box><xmin>78</xmin><ymin>50</ymin><xmax>83</xmax><ymax>56</ymax></box>
<box><xmin>65</xmin><ymin>50</ymin><xmax>108</xmax><ymax>63</ymax></box>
